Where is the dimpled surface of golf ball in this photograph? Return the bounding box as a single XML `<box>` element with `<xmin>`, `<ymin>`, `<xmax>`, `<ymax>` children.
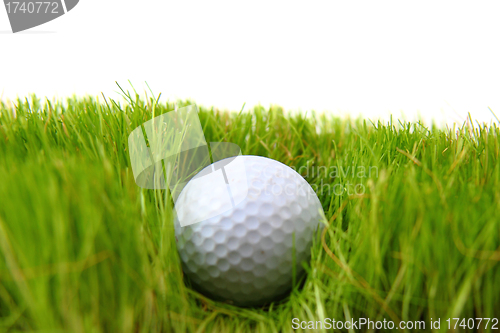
<box><xmin>174</xmin><ymin>155</ymin><xmax>324</xmax><ymax>307</ymax></box>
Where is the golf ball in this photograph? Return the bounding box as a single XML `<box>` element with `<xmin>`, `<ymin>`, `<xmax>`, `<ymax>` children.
<box><xmin>174</xmin><ymin>155</ymin><xmax>324</xmax><ymax>306</ymax></box>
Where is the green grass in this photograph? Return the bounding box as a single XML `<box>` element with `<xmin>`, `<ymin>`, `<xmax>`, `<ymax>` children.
<box><xmin>0</xmin><ymin>92</ymin><xmax>499</xmax><ymax>332</ymax></box>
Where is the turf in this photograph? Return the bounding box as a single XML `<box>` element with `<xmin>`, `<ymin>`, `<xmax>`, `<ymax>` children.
<box><xmin>0</xmin><ymin>91</ymin><xmax>499</xmax><ymax>332</ymax></box>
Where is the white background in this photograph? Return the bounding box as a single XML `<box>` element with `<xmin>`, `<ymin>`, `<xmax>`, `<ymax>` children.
<box><xmin>1</xmin><ymin>0</ymin><xmax>499</xmax><ymax>126</ymax></box>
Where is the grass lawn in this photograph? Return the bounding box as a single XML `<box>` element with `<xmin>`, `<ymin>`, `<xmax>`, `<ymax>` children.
<box><xmin>0</xmin><ymin>92</ymin><xmax>499</xmax><ymax>332</ymax></box>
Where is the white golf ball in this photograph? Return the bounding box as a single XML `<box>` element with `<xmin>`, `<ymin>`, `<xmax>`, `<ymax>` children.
<box><xmin>174</xmin><ymin>155</ymin><xmax>324</xmax><ymax>306</ymax></box>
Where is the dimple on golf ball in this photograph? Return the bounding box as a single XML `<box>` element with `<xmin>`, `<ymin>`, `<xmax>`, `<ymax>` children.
<box><xmin>174</xmin><ymin>155</ymin><xmax>324</xmax><ymax>306</ymax></box>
